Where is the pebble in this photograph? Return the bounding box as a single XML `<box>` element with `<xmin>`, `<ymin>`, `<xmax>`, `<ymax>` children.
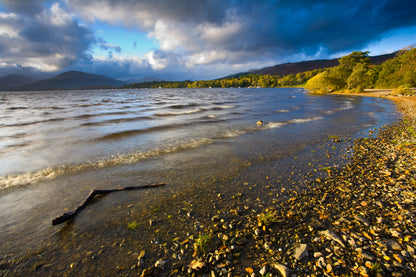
<box><xmin>271</xmin><ymin>263</ymin><xmax>289</xmax><ymax>277</ymax></box>
<box><xmin>292</xmin><ymin>243</ymin><xmax>308</xmax><ymax>261</ymax></box>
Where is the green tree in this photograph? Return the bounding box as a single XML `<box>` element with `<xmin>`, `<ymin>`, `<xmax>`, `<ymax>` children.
<box><xmin>347</xmin><ymin>63</ymin><xmax>371</xmax><ymax>91</ymax></box>
<box><xmin>336</xmin><ymin>51</ymin><xmax>371</xmax><ymax>87</ymax></box>
<box><xmin>305</xmin><ymin>71</ymin><xmax>338</xmax><ymax>93</ymax></box>
<box><xmin>399</xmin><ymin>47</ymin><xmax>416</xmax><ymax>87</ymax></box>
<box><xmin>338</xmin><ymin>51</ymin><xmax>370</xmax><ymax>71</ymax></box>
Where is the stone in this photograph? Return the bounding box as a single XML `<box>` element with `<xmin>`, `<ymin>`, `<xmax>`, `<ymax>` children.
<box><xmin>355</xmin><ymin>216</ymin><xmax>370</xmax><ymax>226</ymax></box>
<box><xmin>317</xmin><ymin>257</ymin><xmax>326</xmax><ymax>269</ymax></box>
<box><xmin>385</xmin><ymin>239</ymin><xmax>402</xmax><ymax>251</ymax></box>
<box><xmin>292</xmin><ymin>243</ymin><xmax>309</xmax><ymax>261</ymax></box>
<box><xmin>138</xmin><ymin>250</ymin><xmax>146</xmax><ymax>259</ymax></box>
<box><xmin>313</xmin><ymin>252</ymin><xmax>323</xmax><ymax>258</ymax></box>
<box><xmin>259</xmin><ymin>265</ymin><xmax>267</xmax><ymax>275</ymax></box>
<box><xmin>140</xmin><ymin>266</ymin><xmax>154</xmax><ymax>277</ymax></box>
<box><xmin>319</xmin><ymin>230</ymin><xmax>345</xmax><ymax>248</ymax></box>
<box><xmin>271</xmin><ymin>263</ymin><xmax>289</xmax><ymax>277</ymax></box>
<box><xmin>155</xmin><ymin>258</ymin><xmax>167</xmax><ymax>269</ymax></box>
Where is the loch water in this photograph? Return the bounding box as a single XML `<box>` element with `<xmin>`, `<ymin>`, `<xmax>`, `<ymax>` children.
<box><xmin>0</xmin><ymin>88</ymin><xmax>398</xmax><ymax>258</ymax></box>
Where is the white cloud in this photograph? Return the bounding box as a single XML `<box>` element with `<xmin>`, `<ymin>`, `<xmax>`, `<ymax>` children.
<box><xmin>0</xmin><ymin>12</ymin><xmax>21</xmax><ymax>37</ymax></box>
<box><xmin>145</xmin><ymin>51</ymin><xmax>167</xmax><ymax>70</ymax></box>
<box><xmin>48</xmin><ymin>3</ymin><xmax>72</xmax><ymax>26</ymax></box>
<box><xmin>200</xmin><ymin>21</ymin><xmax>242</xmax><ymax>46</ymax></box>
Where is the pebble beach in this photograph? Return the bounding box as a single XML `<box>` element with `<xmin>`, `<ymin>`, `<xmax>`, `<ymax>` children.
<box><xmin>1</xmin><ymin>93</ymin><xmax>415</xmax><ymax>277</ymax></box>
<box><xmin>144</xmin><ymin>93</ymin><xmax>416</xmax><ymax>276</ymax></box>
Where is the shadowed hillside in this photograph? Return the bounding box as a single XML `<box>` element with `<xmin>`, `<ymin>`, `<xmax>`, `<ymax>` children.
<box><xmin>14</xmin><ymin>71</ymin><xmax>126</xmax><ymax>91</ymax></box>
<box><xmin>0</xmin><ymin>74</ymin><xmax>37</xmax><ymax>91</ymax></box>
<box><xmin>230</xmin><ymin>52</ymin><xmax>397</xmax><ymax>77</ymax></box>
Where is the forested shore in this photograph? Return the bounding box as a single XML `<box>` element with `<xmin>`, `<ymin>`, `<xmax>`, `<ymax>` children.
<box><xmin>122</xmin><ymin>48</ymin><xmax>416</xmax><ymax>93</ymax></box>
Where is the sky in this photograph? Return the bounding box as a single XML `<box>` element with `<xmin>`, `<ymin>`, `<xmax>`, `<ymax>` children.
<box><xmin>0</xmin><ymin>0</ymin><xmax>415</xmax><ymax>81</ymax></box>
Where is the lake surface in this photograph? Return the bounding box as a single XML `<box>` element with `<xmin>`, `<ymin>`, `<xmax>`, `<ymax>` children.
<box><xmin>0</xmin><ymin>88</ymin><xmax>398</xmax><ymax>259</ymax></box>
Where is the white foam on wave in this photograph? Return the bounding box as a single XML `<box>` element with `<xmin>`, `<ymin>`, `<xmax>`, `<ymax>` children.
<box><xmin>322</xmin><ymin>100</ymin><xmax>353</xmax><ymax>115</ymax></box>
<box><xmin>0</xmin><ymin>138</ymin><xmax>214</xmax><ymax>189</ymax></box>
<box><xmin>288</xmin><ymin>116</ymin><xmax>324</xmax><ymax>124</ymax></box>
<box><xmin>155</xmin><ymin>108</ymin><xmax>204</xmax><ymax>116</ymax></box>
<box><xmin>276</xmin><ymin>109</ymin><xmax>289</xmax><ymax>113</ymax></box>
<box><xmin>265</xmin><ymin>122</ymin><xmax>285</xmax><ymax>129</ymax></box>
<box><xmin>339</xmin><ymin>101</ymin><xmax>354</xmax><ymax>111</ymax></box>
<box><xmin>0</xmin><ymin>115</ymin><xmax>325</xmax><ymax>189</ymax></box>
<box><xmin>217</xmin><ymin>105</ymin><xmax>236</xmax><ymax>109</ymax></box>
<box><xmin>219</xmin><ymin>129</ymin><xmax>247</xmax><ymax>138</ymax></box>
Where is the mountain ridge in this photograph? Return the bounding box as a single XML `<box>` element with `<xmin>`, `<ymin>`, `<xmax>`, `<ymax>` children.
<box><xmin>226</xmin><ymin>52</ymin><xmax>398</xmax><ymax>78</ymax></box>
<box><xmin>0</xmin><ymin>74</ymin><xmax>37</xmax><ymax>91</ymax></box>
<box><xmin>2</xmin><ymin>71</ymin><xmax>126</xmax><ymax>91</ymax></box>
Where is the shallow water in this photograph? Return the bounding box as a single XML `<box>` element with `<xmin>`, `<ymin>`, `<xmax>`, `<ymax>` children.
<box><xmin>0</xmin><ymin>88</ymin><xmax>398</xmax><ymax>259</ymax></box>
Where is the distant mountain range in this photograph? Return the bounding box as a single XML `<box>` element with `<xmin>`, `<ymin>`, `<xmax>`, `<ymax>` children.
<box><xmin>227</xmin><ymin>52</ymin><xmax>398</xmax><ymax>78</ymax></box>
<box><xmin>0</xmin><ymin>71</ymin><xmax>126</xmax><ymax>91</ymax></box>
<box><xmin>0</xmin><ymin>51</ymin><xmax>399</xmax><ymax>91</ymax></box>
<box><xmin>0</xmin><ymin>74</ymin><xmax>37</xmax><ymax>91</ymax></box>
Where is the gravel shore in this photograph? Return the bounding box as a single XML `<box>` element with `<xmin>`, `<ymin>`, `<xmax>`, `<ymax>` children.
<box><xmin>1</xmin><ymin>94</ymin><xmax>415</xmax><ymax>277</ymax></box>
<box><xmin>163</xmin><ymin>94</ymin><xmax>416</xmax><ymax>277</ymax></box>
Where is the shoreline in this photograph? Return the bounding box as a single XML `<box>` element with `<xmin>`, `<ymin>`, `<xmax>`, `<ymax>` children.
<box><xmin>1</xmin><ymin>92</ymin><xmax>415</xmax><ymax>276</ymax></box>
<box><xmin>174</xmin><ymin>93</ymin><xmax>415</xmax><ymax>276</ymax></box>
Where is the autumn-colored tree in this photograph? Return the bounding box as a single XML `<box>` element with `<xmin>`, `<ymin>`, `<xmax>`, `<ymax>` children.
<box><xmin>347</xmin><ymin>63</ymin><xmax>371</xmax><ymax>91</ymax></box>
<box><xmin>305</xmin><ymin>71</ymin><xmax>337</xmax><ymax>93</ymax></box>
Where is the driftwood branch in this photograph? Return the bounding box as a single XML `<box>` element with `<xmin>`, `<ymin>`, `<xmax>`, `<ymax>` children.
<box><xmin>52</xmin><ymin>183</ymin><xmax>165</xmax><ymax>225</ymax></box>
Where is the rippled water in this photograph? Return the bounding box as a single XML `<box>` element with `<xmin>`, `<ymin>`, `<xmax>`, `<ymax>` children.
<box><xmin>0</xmin><ymin>88</ymin><xmax>398</xmax><ymax>256</ymax></box>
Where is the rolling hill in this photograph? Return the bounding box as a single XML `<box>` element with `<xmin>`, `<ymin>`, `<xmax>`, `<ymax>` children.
<box><xmin>0</xmin><ymin>74</ymin><xmax>37</xmax><ymax>91</ymax></box>
<box><xmin>13</xmin><ymin>71</ymin><xmax>126</xmax><ymax>91</ymax></box>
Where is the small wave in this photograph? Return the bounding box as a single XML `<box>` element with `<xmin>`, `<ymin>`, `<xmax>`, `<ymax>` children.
<box><xmin>75</xmin><ymin>111</ymin><xmax>130</xmax><ymax>120</ymax></box>
<box><xmin>275</xmin><ymin>109</ymin><xmax>289</xmax><ymax>113</ymax></box>
<box><xmin>0</xmin><ymin>132</ymin><xmax>30</xmax><ymax>140</ymax></box>
<box><xmin>168</xmin><ymin>103</ymin><xmax>200</xmax><ymax>109</ymax></box>
<box><xmin>155</xmin><ymin>108</ymin><xmax>204</xmax><ymax>116</ymax></box>
<box><xmin>287</xmin><ymin>116</ymin><xmax>323</xmax><ymax>124</ymax></box>
<box><xmin>77</xmin><ymin>103</ymin><xmax>103</xmax><ymax>108</ymax></box>
<box><xmin>0</xmin><ymin>138</ymin><xmax>214</xmax><ymax>189</ymax></box>
<box><xmin>212</xmin><ymin>105</ymin><xmax>236</xmax><ymax>110</ymax></box>
<box><xmin>322</xmin><ymin>101</ymin><xmax>354</xmax><ymax>115</ymax></box>
<box><xmin>339</xmin><ymin>101</ymin><xmax>354</xmax><ymax>111</ymax></box>
<box><xmin>265</xmin><ymin>122</ymin><xmax>285</xmax><ymax>129</ymax></box>
<box><xmin>2</xmin><ymin>117</ymin><xmax>66</xmax><ymax>128</ymax></box>
<box><xmin>7</xmin><ymin>106</ymin><xmax>29</xmax><ymax>110</ymax></box>
<box><xmin>96</xmin><ymin>121</ymin><xmax>200</xmax><ymax>141</ymax></box>
<box><xmin>32</xmin><ymin>106</ymin><xmax>65</xmax><ymax>110</ymax></box>
<box><xmin>218</xmin><ymin>129</ymin><xmax>247</xmax><ymax>138</ymax></box>
<box><xmin>81</xmin><ymin>116</ymin><xmax>154</xmax><ymax>127</ymax></box>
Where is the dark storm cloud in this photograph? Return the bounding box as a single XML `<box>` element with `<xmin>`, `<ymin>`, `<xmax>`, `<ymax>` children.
<box><xmin>210</xmin><ymin>0</ymin><xmax>416</xmax><ymax>55</ymax></box>
<box><xmin>0</xmin><ymin>1</ymin><xmax>95</xmax><ymax>73</ymax></box>
<box><xmin>18</xmin><ymin>20</ymin><xmax>94</xmax><ymax>57</ymax></box>
<box><xmin>67</xmin><ymin>0</ymin><xmax>416</xmax><ymax>71</ymax></box>
<box><xmin>0</xmin><ymin>0</ymin><xmax>43</xmax><ymax>15</ymax></box>
<box><xmin>0</xmin><ymin>0</ymin><xmax>415</xmax><ymax>79</ymax></box>
<box><xmin>68</xmin><ymin>0</ymin><xmax>232</xmax><ymax>26</ymax></box>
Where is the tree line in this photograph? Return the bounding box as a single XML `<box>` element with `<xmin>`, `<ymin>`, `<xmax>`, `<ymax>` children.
<box><xmin>122</xmin><ymin>47</ymin><xmax>416</xmax><ymax>92</ymax></box>
<box><xmin>122</xmin><ymin>69</ymin><xmax>324</xmax><ymax>89</ymax></box>
<box><xmin>305</xmin><ymin>47</ymin><xmax>416</xmax><ymax>93</ymax></box>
